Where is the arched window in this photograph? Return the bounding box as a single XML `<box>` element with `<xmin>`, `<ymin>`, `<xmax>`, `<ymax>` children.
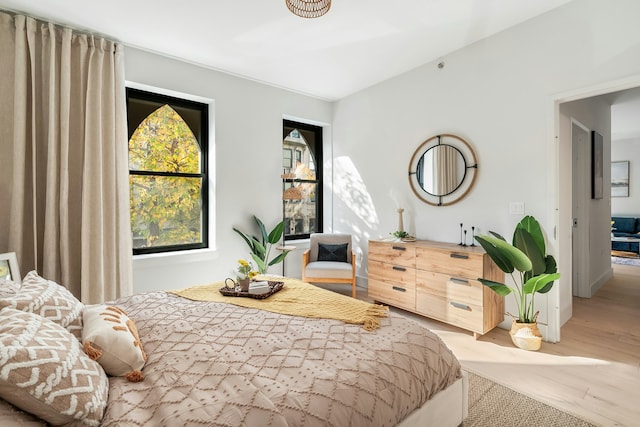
<box><xmin>127</xmin><ymin>88</ymin><xmax>208</xmax><ymax>254</ymax></box>
<box><xmin>282</xmin><ymin>120</ymin><xmax>323</xmax><ymax>240</ymax></box>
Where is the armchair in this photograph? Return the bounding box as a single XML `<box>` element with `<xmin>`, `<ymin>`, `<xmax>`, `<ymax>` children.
<box><xmin>301</xmin><ymin>233</ymin><xmax>356</xmax><ymax>298</ymax></box>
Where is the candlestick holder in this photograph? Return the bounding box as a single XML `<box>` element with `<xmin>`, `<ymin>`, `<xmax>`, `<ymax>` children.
<box><xmin>463</xmin><ymin>229</ymin><xmax>468</xmax><ymax>246</ymax></box>
<box><xmin>459</xmin><ymin>223</ymin><xmax>464</xmax><ymax>246</ymax></box>
<box><xmin>470</xmin><ymin>226</ymin><xmax>476</xmax><ymax>246</ymax></box>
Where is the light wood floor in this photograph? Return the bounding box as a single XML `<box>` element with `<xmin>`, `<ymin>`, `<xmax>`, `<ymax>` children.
<box><xmin>325</xmin><ymin>263</ymin><xmax>640</xmax><ymax>427</ymax></box>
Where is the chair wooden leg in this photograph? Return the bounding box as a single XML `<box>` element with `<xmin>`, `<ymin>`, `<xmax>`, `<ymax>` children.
<box><xmin>351</xmin><ymin>280</ymin><xmax>356</xmax><ymax>298</ymax></box>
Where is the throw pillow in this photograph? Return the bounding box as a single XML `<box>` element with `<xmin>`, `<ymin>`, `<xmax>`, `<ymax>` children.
<box><xmin>317</xmin><ymin>242</ymin><xmax>349</xmax><ymax>263</ymax></box>
<box><xmin>82</xmin><ymin>305</ymin><xmax>147</xmax><ymax>382</ymax></box>
<box><xmin>0</xmin><ymin>270</ymin><xmax>84</xmax><ymax>340</ymax></box>
<box><xmin>0</xmin><ymin>308</ymin><xmax>108</xmax><ymax>426</ymax></box>
<box><xmin>0</xmin><ymin>279</ymin><xmax>19</xmax><ymax>299</ymax></box>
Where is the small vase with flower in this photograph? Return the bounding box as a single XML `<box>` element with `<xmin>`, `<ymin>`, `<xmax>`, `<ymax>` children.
<box><xmin>235</xmin><ymin>259</ymin><xmax>257</xmax><ymax>292</ymax></box>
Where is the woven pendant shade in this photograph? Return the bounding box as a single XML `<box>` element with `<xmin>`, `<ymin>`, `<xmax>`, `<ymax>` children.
<box><xmin>286</xmin><ymin>0</ymin><xmax>331</xmax><ymax>18</ymax></box>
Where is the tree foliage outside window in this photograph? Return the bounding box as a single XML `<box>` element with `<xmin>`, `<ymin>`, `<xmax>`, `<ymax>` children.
<box><xmin>127</xmin><ymin>89</ymin><xmax>208</xmax><ymax>254</ymax></box>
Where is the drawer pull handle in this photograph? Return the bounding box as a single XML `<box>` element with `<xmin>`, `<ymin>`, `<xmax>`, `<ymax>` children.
<box><xmin>392</xmin><ymin>266</ymin><xmax>406</xmax><ymax>272</ymax></box>
<box><xmin>392</xmin><ymin>246</ymin><xmax>406</xmax><ymax>251</ymax></box>
<box><xmin>450</xmin><ymin>278</ymin><xmax>469</xmax><ymax>286</ymax></box>
<box><xmin>450</xmin><ymin>253</ymin><xmax>469</xmax><ymax>260</ymax></box>
<box><xmin>450</xmin><ymin>301</ymin><xmax>471</xmax><ymax>311</ymax></box>
<box><xmin>392</xmin><ymin>286</ymin><xmax>406</xmax><ymax>293</ymax></box>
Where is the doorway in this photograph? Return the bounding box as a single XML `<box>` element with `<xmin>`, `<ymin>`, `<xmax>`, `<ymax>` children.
<box><xmin>555</xmin><ymin>77</ymin><xmax>640</xmax><ymax>340</ymax></box>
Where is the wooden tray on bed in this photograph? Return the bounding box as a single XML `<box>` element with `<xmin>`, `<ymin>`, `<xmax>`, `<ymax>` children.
<box><xmin>219</xmin><ymin>280</ymin><xmax>284</xmax><ymax>299</ymax></box>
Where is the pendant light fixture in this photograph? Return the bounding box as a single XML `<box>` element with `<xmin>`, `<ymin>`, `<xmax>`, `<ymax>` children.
<box><xmin>285</xmin><ymin>0</ymin><xmax>331</xmax><ymax>18</ymax></box>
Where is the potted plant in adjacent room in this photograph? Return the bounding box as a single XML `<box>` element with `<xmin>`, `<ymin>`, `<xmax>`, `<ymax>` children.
<box><xmin>233</xmin><ymin>215</ymin><xmax>289</xmax><ymax>274</ymax></box>
<box><xmin>474</xmin><ymin>215</ymin><xmax>560</xmax><ymax>351</ymax></box>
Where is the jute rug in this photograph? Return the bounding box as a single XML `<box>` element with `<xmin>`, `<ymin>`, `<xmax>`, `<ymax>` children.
<box><xmin>464</xmin><ymin>372</ymin><xmax>598</xmax><ymax>427</ymax></box>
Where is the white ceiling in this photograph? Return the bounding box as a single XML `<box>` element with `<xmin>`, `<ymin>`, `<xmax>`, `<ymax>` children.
<box><xmin>0</xmin><ymin>0</ymin><xmax>573</xmax><ymax>101</ymax></box>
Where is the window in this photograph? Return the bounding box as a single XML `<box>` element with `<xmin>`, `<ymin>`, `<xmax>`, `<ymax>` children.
<box><xmin>283</xmin><ymin>148</ymin><xmax>293</xmax><ymax>170</ymax></box>
<box><xmin>282</xmin><ymin>120</ymin><xmax>322</xmax><ymax>240</ymax></box>
<box><xmin>127</xmin><ymin>88</ymin><xmax>208</xmax><ymax>254</ymax></box>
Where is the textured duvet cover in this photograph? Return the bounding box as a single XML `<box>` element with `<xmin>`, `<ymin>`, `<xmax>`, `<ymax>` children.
<box><xmin>1</xmin><ymin>289</ymin><xmax>461</xmax><ymax>426</ymax></box>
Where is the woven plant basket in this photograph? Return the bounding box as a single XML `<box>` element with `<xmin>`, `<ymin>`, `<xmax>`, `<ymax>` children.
<box><xmin>509</xmin><ymin>320</ymin><xmax>542</xmax><ymax>351</ymax></box>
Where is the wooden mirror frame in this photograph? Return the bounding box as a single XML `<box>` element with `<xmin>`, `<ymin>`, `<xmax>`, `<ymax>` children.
<box><xmin>408</xmin><ymin>134</ymin><xmax>478</xmax><ymax>206</ymax></box>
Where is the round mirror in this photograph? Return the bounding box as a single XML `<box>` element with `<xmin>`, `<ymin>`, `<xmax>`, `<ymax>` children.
<box><xmin>408</xmin><ymin>134</ymin><xmax>478</xmax><ymax>206</ymax></box>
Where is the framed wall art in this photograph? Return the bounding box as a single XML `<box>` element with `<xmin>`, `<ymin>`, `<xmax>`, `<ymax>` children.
<box><xmin>0</xmin><ymin>252</ymin><xmax>21</xmax><ymax>283</ymax></box>
<box><xmin>611</xmin><ymin>160</ymin><xmax>629</xmax><ymax>197</ymax></box>
<box><xmin>591</xmin><ymin>131</ymin><xmax>603</xmax><ymax>200</ymax></box>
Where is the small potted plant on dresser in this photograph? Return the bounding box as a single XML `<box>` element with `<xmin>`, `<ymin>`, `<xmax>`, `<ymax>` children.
<box><xmin>474</xmin><ymin>215</ymin><xmax>560</xmax><ymax>351</ymax></box>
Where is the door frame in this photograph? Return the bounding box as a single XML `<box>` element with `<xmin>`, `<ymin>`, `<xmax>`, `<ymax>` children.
<box><xmin>551</xmin><ymin>74</ymin><xmax>640</xmax><ymax>342</ymax></box>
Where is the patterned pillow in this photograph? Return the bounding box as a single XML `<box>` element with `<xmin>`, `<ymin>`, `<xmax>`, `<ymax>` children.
<box><xmin>0</xmin><ymin>308</ymin><xmax>108</xmax><ymax>426</ymax></box>
<box><xmin>0</xmin><ymin>271</ymin><xmax>83</xmax><ymax>340</ymax></box>
<box><xmin>0</xmin><ymin>279</ymin><xmax>20</xmax><ymax>299</ymax></box>
<box><xmin>82</xmin><ymin>305</ymin><xmax>147</xmax><ymax>382</ymax></box>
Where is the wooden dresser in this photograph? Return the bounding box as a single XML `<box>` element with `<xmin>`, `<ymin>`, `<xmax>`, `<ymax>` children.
<box><xmin>368</xmin><ymin>239</ymin><xmax>504</xmax><ymax>338</ymax></box>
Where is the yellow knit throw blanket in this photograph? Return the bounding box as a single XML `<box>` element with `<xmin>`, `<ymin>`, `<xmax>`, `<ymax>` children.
<box><xmin>169</xmin><ymin>276</ymin><xmax>388</xmax><ymax>331</ymax></box>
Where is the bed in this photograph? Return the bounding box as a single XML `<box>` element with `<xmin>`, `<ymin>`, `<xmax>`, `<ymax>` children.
<box><xmin>0</xmin><ymin>273</ymin><xmax>467</xmax><ymax>426</ymax></box>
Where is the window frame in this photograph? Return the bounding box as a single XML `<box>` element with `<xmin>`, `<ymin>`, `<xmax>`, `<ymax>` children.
<box><xmin>282</xmin><ymin>119</ymin><xmax>323</xmax><ymax>241</ymax></box>
<box><xmin>127</xmin><ymin>87</ymin><xmax>209</xmax><ymax>255</ymax></box>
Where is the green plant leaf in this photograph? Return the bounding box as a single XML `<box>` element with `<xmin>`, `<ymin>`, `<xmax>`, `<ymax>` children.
<box><xmin>268</xmin><ymin>251</ymin><xmax>288</xmax><ymax>266</ymax></box>
<box><xmin>477</xmin><ymin>278</ymin><xmax>514</xmax><ymax>296</ymax></box>
<box><xmin>522</xmin><ymin>273</ymin><xmax>560</xmax><ymax>294</ymax></box>
<box><xmin>252</xmin><ymin>239</ymin><xmax>266</xmax><ymax>258</ymax></box>
<box><xmin>476</xmin><ymin>235</ymin><xmax>532</xmax><ymax>273</ymax></box>
<box><xmin>545</xmin><ymin>255</ymin><xmax>558</xmax><ymax>274</ymax></box>
<box><xmin>475</xmin><ymin>235</ymin><xmax>514</xmax><ymax>273</ymax></box>
<box><xmin>267</xmin><ymin>221</ymin><xmax>284</xmax><ymax>244</ymax></box>
<box><xmin>488</xmin><ymin>231</ymin><xmax>507</xmax><ymax>241</ymax></box>
<box><xmin>513</xmin><ymin>228</ymin><xmax>546</xmax><ymax>276</ymax></box>
<box><xmin>232</xmin><ymin>228</ymin><xmax>256</xmax><ymax>253</ymax></box>
<box><xmin>254</xmin><ymin>215</ymin><xmax>268</xmax><ymax>245</ymax></box>
<box><xmin>251</xmin><ymin>253</ymin><xmax>267</xmax><ymax>273</ymax></box>
<box><xmin>515</xmin><ymin>215</ymin><xmax>545</xmax><ymax>256</ymax></box>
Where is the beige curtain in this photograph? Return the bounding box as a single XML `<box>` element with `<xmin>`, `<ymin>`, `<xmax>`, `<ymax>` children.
<box><xmin>0</xmin><ymin>11</ymin><xmax>132</xmax><ymax>303</ymax></box>
<box><xmin>435</xmin><ymin>145</ymin><xmax>459</xmax><ymax>195</ymax></box>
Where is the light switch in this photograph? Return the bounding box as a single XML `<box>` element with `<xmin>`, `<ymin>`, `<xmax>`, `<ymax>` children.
<box><xmin>509</xmin><ymin>202</ymin><xmax>525</xmax><ymax>215</ymax></box>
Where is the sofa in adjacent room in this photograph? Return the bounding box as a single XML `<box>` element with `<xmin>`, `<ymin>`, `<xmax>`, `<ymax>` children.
<box><xmin>611</xmin><ymin>216</ymin><xmax>640</xmax><ymax>253</ymax></box>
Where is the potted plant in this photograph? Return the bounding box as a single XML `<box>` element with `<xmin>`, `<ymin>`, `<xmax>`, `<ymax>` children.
<box><xmin>474</xmin><ymin>215</ymin><xmax>560</xmax><ymax>350</ymax></box>
<box><xmin>233</xmin><ymin>215</ymin><xmax>289</xmax><ymax>274</ymax></box>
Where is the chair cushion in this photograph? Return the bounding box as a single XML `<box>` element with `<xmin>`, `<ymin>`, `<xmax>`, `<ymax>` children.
<box><xmin>305</xmin><ymin>261</ymin><xmax>354</xmax><ymax>280</ymax></box>
<box><xmin>317</xmin><ymin>243</ymin><xmax>349</xmax><ymax>263</ymax></box>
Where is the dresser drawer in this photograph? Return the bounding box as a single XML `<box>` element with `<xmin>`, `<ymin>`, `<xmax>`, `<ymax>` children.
<box><xmin>416</xmin><ymin>270</ymin><xmax>484</xmax><ymax>307</ymax></box>
<box><xmin>369</xmin><ymin>260</ymin><xmax>416</xmax><ymax>284</ymax></box>
<box><xmin>369</xmin><ymin>241</ymin><xmax>416</xmax><ymax>268</ymax></box>
<box><xmin>368</xmin><ymin>278</ymin><xmax>416</xmax><ymax>311</ymax></box>
<box><xmin>416</xmin><ymin>292</ymin><xmax>484</xmax><ymax>333</ymax></box>
<box><xmin>416</xmin><ymin>247</ymin><xmax>484</xmax><ymax>278</ymax></box>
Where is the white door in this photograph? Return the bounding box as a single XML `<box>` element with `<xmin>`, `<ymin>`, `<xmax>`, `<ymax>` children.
<box><xmin>571</xmin><ymin>120</ymin><xmax>591</xmax><ymax>298</ymax></box>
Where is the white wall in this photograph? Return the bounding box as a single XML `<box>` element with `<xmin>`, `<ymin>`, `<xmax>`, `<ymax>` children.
<box><xmin>124</xmin><ymin>47</ymin><xmax>332</xmax><ymax>293</ymax></box>
<box><xmin>331</xmin><ymin>0</ymin><xmax>640</xmax><ymax>339</ymax></box>
<box><xmin>611</xmin><ymin>137</ymin><xmax>640</xmax><ymax>214</ymax></box>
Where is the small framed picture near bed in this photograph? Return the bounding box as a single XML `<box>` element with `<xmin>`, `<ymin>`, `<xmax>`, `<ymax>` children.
<box><xmin>611</xmin><ymin>160</ymin><xmax>630</xmax><ymax>197</ymax></box>
<box><xmin>591</xmin><ymin>131</ymin><xmax>604</xmax><ymax>199</ymax></box>
<box><xmin>0</xmin><ymin>252</ymin><xmax>21</xmax><ymax>284</ymax></box>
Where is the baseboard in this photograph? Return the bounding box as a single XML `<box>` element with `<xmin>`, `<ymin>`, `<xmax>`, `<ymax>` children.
<box><xmin>591</xmin><ymin>267</ymin><xmax>613</xmax><ymax>296</ymax></box>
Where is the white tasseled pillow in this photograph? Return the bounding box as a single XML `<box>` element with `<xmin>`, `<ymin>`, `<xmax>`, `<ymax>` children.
<box><xmin>82</xmin><ymin>304</ymin><xmax>147</xmax><ymax>382</ymax></box>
